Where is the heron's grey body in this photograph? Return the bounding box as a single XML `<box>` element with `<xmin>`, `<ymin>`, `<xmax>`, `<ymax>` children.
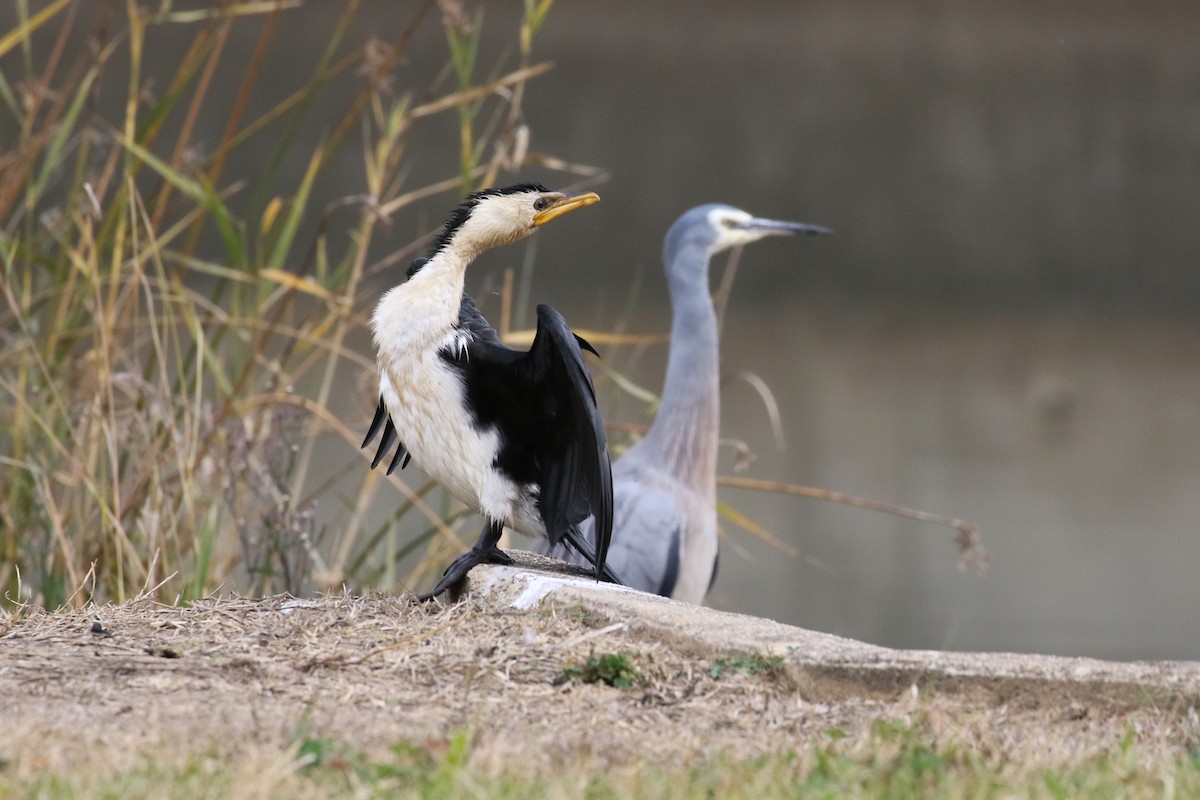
<box><xmin>542</xmin><ymin>205</ymin><xmax>830</xmax><ymax>603</ymax></box>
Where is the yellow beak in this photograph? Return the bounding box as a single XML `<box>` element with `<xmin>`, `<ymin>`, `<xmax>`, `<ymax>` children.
<box><xmin>532</xmin><ymin>191</ymin><xmax>601</xmax><ymax>227</ymax></box>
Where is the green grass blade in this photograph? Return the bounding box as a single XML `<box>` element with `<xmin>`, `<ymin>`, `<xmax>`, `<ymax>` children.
<box><xmin>116</xmin><ymin>133</ymin><xmax>246</xmax><ymax>267</ymax></box>
<box><xmin>29</xmin><ymin>68</ymin><xmax>98</xmax><ymax>210</ymax></box>
<box><xmin>265</xmin><ymin>146</ymin><xmax>322</xmax><ymax>270</ymax></box>
<box><xmin>0</xmin><ymin>0</ymin><xmax>73</xmax><ymax>61</ymax></box>
<box><xmin>0</xmin><ymin>65</ymin><xmax>22</xmax><ymax>120</ymax></box>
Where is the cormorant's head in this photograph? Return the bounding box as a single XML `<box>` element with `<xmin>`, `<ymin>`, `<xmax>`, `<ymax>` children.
<box><xmin>663</xmin><ymin>204</ymin><xmax>832</xmax><ymax>269</ymax></box>
<box><xmin>429</xmin><ymin>183</ymin><xmax>600</xmax><ymax>260</ymax></box>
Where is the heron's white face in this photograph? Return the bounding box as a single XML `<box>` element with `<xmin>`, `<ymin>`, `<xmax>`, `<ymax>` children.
<box><xmin>705</xmin><ymin>207</ymin><xmax>776</xmax><ymax>253</ymax></box>
<box><xmin>458</xmin><ymin>191</ymin><xmax>600</xmax><ymax>254</ymax></box>
<box><xmin>703</xmin><ymin>206</ymin><xmax>831</xmax><ymax>255</ymax></box>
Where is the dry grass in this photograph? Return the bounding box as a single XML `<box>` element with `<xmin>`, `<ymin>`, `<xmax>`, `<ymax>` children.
<box><xmin>1</xmin><ymin>593</ymin><xmax>1198</xmax><ymax>797</ymax></box>
<box><xmin>0</xmin><ymin>0</ymin><xmax>597</xmax><ymax>610</ymax></box>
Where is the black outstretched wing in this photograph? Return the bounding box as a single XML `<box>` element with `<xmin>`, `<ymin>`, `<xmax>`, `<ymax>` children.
<box><xmin>524</xmin><ymin>305</ymin><xmax>613</xmax><ymax>581</ymax></box>
<box><xmin>458</xmin><ymin>304</ymin><xmax>613</xmax><ymax>581</ymax></box>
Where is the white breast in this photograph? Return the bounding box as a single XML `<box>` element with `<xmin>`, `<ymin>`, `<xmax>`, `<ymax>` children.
<box><xmin>371</xmin><ymin>275</ymin><xmax>539</xmax><ymax>534</ymax></box>
<box><xmin>378</xmin><ymin>346</ymin><xmax>496</xmax><ymax>508</ymax></box>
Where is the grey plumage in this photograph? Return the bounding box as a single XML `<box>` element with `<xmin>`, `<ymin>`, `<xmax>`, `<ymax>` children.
<box><xmin>543</xmin><ymin>204</ymin><xmax>830</xmax><ymax>603</ymax></box>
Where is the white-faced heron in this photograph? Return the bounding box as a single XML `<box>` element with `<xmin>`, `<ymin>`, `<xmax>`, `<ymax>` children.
<box><xmin>543</xmin><ymin>204</ymin><xmax>830</xmax><ymax>603</ymax></box>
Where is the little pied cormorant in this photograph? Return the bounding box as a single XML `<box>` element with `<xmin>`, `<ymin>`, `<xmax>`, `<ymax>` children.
<box><xmin>363</xmin><ymin>183</ymin><xmax>614</xmax><ymax>600</ymax></box>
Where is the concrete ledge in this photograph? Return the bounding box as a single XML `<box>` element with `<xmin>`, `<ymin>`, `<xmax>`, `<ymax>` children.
<box><xmin>464</xmin><ymin>551</ymin><xmax>1200</xmax><ymax>705</ymax></box>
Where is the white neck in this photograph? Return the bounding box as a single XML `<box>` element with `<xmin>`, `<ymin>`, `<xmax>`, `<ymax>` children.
<box><xmin>372</xmin><ymin>250</ymin><xmax>469</xmax><ymax>353</ymax></box>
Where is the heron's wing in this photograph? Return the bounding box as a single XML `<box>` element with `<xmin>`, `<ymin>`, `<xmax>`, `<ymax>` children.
<box><xmin>607</xmin><ymin>479</ymin><xmax>686</xmax><ymax>595</ymax></box>
<box><xmin>522</xmin><ymin>304</ymin><xmax>613</xmax><ymax>577</ymax></box>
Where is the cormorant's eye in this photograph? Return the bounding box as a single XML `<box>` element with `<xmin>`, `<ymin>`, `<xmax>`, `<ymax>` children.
<box><xmin>533</xmin><ymin>197</ymin><xmax>549</xmax><ymax>211</ymax></box>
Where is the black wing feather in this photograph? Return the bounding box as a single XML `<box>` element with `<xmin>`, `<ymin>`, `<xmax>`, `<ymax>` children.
<box><xmin>364</xmin><ymin>403</ymin><xmax>411</xmax><ymax>473</ymax></box>
<box><xmin>574</xmin><ymin>333</ymin><xmax>599</xmax><ymax>357</ymax></box>
<box><xmin>563</xmin><ymin>527</ymin><xmax>626</xmax><ymax>584</ymax></box>
<box><xmin>525</xmin><ymin>304</ymin><xmax>613</xmax><ymax>580</ymax></box>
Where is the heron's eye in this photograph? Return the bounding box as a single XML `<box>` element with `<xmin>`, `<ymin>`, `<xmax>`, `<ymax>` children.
<box><xmin>533</xmin><ymin>197</ymin><xmax>549</xmax><ymax>211</ymax></box>
<box><xmin>722</xmin><ymin>217</ymin><xmax>739</xmax><ymax>229</ymax></box>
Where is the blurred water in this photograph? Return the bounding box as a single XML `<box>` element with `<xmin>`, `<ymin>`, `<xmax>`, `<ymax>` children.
<box><xmin>711</xmin><ymin>299</ymin><xmax>1200</xmax><ymax>660</ymax></box>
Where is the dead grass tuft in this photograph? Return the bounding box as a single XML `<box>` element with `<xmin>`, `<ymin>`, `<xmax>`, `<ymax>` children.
<box><xmin>0</xmin><ymin>0</ymin><xmax>589</xmax><ymax>609</ymax></box>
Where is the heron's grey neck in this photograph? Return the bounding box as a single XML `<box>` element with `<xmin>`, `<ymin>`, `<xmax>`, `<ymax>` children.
<box><xmin>639</xmin><ymin>242</ymin><xmax>719</xmax><ymax>497</ymax></box>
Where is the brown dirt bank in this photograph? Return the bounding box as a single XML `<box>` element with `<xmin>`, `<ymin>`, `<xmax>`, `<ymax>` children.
<box><xmin>2</xmin><ymin>555</ymin><xmax>1197</xmax><ymax>778</ymax></box>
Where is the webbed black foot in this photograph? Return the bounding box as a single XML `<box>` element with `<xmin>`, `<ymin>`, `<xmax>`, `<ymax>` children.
<box><xmin>419</xmin><ymin>523</ymin><xmax>511</xmax><ymax>601</ymax></box>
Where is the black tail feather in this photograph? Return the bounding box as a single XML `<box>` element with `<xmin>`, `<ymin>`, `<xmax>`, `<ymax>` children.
<box><xmin>362</xmin><ymin>396</ymin><xmax>387</xmax><ymax>449</ymax></box>
<box><xmin>386</xmin><ymin>442</ymin><xmax>410</xmax><ymax>475</ymax></box>
<box><xmin>370</xmin><ymin>418</ymin><xmax>398</xmax><ymax>469</ymax></box>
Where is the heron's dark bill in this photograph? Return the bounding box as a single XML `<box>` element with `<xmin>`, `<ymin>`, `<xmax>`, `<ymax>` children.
<box><xmin>532</xmin><ymin>192</ymin><xmax>601</xmax><ymax>227</ymax></box>
<box><xmin>738</xmin><ymin>218</ymin><xmax>833</xmax><ymax>237</ymax></box>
